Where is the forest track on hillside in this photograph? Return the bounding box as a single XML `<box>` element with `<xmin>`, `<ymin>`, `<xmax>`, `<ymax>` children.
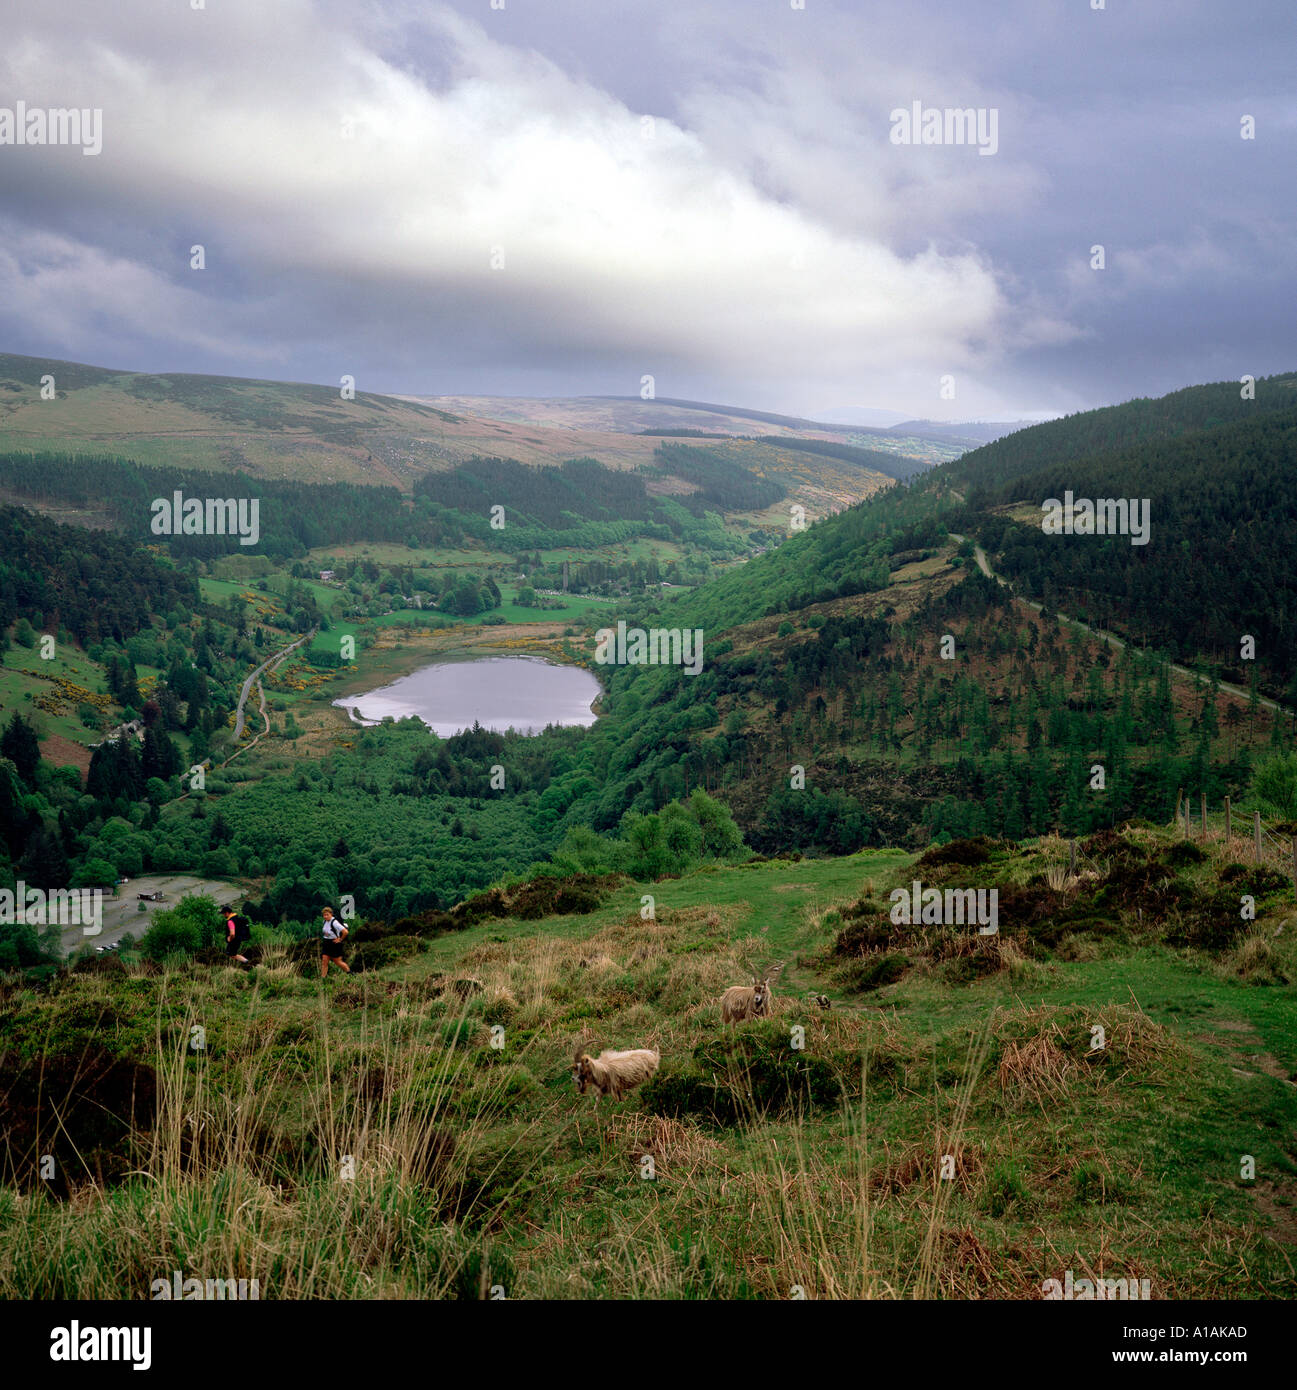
<box><xmin>949</xmin><ymin>535</ymin><xmax>1289</xmax><ymax>719</ymax></box>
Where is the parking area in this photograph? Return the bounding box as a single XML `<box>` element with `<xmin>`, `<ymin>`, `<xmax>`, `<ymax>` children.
<box><xmin>61</xmin><ymin>874</ymin><xmax>244</xmax><ymax>956</ymax></box>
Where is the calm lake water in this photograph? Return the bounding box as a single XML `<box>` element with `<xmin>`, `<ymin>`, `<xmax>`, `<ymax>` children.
<box><xmin>335</xmin><ymin>654</ymin><xmax>601</xmax><ymax>737</ymax></box>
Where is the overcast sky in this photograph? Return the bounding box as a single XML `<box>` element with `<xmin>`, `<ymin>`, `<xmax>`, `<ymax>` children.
<box><xmin>1</xmin><ymin>0</ymin><xmax>1293</xmax><ymax>420</ymax></box>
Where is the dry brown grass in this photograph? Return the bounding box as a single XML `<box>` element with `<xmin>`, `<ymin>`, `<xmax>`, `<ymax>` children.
<box><xmin>998</xmin><ymin>1028</ymin><xmax>1073</xmax><ymax>1102</ymax></box>
<box><xmin>603</xmin><ymin>1112</ymin><xmax>721</xmax><ymax>1172</ymax></box>
<box><xmin>869</xmin><ymin>1138</ymin><xmax>985</xmax><ymax>1197</ymax></box>
<box><xmin>1220</xmin><ymin>930</ymin><xmax>1292</xmax><ymax>984</ymax></box>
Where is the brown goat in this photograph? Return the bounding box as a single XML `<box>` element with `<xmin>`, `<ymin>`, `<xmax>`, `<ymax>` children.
<box><xmin>720</xmin><ymin>962</ymin><xmax>783</xmax><ymax>1023</ymax></box>
<box><xmin>572</xmin><ymin>1044</ymin><xmax>660</xmax><ymax>1101</ymax></box>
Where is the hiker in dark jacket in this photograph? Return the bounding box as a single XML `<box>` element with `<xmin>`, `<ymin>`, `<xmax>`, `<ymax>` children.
<box><xmin>224</xmin><ymin>907</ymin><xmax>251</xmax><ymax>965</ymax></box>
<box><xmin>320</xmin><ymin>905</ymin><xmax>351</xmax><ymax>977</ymax></box>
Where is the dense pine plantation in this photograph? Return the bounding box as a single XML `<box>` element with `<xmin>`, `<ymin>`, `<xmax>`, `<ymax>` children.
<box><xmin>0</xmin><ymin>451</ymin><xmax>755</xmax><ymax>561</ymax></box>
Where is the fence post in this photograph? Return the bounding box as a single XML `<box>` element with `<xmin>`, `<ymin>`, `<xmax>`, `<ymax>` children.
<box><xmin>1201</xmin><ymin>793</ymin><xmax>1207</xmax><ymax>841</ymax></box>
<box><xmin>1255</xmin><ymin>811</ymin><xmax>1262</xmax><ymax>864</ymax></box>
<box><xmin>1225</xmin><ymin>796</ymin><xmax>1232</xmax><ymax>847</ymax></box>
<box><xmin>1175</xmin><ymin>788</ymin><xmax>1183</xmax><ymax>833</ymax></box>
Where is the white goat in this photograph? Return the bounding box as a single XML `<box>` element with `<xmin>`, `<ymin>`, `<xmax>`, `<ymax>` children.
<box><xmin>720</xmin><ymin>962</ymin><xmax>784</xmax><ymax>1023</ymax></box>
<box><xmin>572</xmin><ymin>1044</ymin><xmax>660</xmax><ymax>1101</ymax></box>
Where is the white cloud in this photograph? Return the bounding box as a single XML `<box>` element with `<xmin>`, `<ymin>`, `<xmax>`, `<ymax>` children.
<box><xmin>0</xmin><ymin>0</ymin><xmax>1052</xmax><ymax>414</ymax></box>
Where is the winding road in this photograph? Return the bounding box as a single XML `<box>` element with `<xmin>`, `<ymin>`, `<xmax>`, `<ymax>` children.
<box><xmin>233</xmin><ymin>629</ymin><xmax>316</xmax><ymax>737</ymax></box>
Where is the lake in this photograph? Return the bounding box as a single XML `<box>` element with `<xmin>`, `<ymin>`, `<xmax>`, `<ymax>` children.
<box><xmin>335</xmin><ymin>653</ymin><xmax>602</xmax><ymax>737</ymax></box>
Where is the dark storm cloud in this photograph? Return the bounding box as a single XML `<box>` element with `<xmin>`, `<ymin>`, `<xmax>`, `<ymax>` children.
<box><xmin>0</xmin><ymin>0</ymin><xmax>1291</xmax><ymax>418</ymax></box>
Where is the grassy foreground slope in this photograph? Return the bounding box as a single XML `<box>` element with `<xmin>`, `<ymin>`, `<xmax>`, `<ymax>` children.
<box><xmin>2</xmin><ymin>826</ymin><xmax>1294</xmax><ymax>1299</ymax></box>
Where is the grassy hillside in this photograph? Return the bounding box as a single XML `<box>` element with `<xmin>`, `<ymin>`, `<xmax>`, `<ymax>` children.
<box><xmin>0</xmin><ymin>354</ymin><xmax>899</xmax><ymax>508</ymax></box>
<box><xmin>3</xmin><ymin>826</ymin><xmax>1293</xmax><ymax>1299</ymax></box>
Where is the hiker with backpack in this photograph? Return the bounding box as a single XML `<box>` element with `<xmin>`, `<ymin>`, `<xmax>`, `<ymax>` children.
<box><xmin>224</xmin><ymin>906</ymin><xmax>251</xmax><ymax>966</ymax></box>
<box><xmin>320</xmin><ymin>905</ymin><xmax>351</xmax><ymax>977</ymax></box>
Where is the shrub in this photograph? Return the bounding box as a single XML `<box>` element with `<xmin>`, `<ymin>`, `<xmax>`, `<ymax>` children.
<box><xmin>641</xmin><ymin>1068</ymin><xmax>740</xmax><ymax>1126</ymax></box>
<box><xmin>1250</xmin><ymin>753</ymin><xmax>1297</xmax><ymax>819</ymax></box>
<box><xmin>351</xmin><ymin>936</ymin><xmax>422</xmax><ymax>971</ymax></box>
<box><xmin>140</xmin><ymin>911</ymin><xmax>201</xmax><ymax>961</ymax></box>
<box><xmin>843</xmin><ymin>952</ymin><xmax>908</xmax><ymax>992</ymax></box>
<box><xmin>1218</xmin><ymin>864</ymin><xmax>1290</xmax><ymax>896</ymax></box>
<box><xmin>918</xmin><ymin>836</ymin><xmax>998</xmax><ymax>867</ymax></box>
<box><xmin>834</xmin><ymin>916</ymin><xmax>893</xmax><ymax>957</ymax></box>
<box><xmin>140</xmin><ymin>894</ymin><xmax>225</xmax><ymax>960</ymax></box>
<box><xmin>644</xmin><ymin>1025</ymin><xmax>845</xmax><ymax>1126</ymax></box>
<box><xmin>1164</xmin><ymin>840</ymin><xmax>1207</xmax><ymax>866</ymax></box>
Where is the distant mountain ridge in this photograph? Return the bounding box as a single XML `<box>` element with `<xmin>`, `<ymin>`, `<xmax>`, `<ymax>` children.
<box><xmin>888</xmin><ymin>418</ymin><xmax>1033</xmax><ymax>445</ymax></box>
<box><xmin>0</xmin><ymin>352</ymin><xmax>951</xmax><ymax>494</ymax></box>
<box><xmin>590</xmin><ymin>394</ymin><xmax>1011</xmax><ymax>449</ymax></box>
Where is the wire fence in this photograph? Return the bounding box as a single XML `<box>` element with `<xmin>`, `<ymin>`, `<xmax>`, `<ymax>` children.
<box><xmin>1174</xmin><ymin>790</ymin><xmax>1297</xmax><ymax>897</ymax></box>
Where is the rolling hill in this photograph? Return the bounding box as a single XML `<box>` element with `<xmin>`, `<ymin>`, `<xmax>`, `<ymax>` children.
<box><xmin>414</xmin><ymin>391</ymin><xmax>982</xmax><ymax>468</ymax></box>
<box><xmin>573</xmin><ymin>371</ymin><xmax>1297</xmax><ymax>846</ymax></box>
<box><xmin>0</xmin><ymin>354</ymin><xmax>908</xmax><ymax>510</ymax></box>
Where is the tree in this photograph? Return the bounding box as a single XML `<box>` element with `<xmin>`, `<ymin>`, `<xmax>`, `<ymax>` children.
<box><xmin>1</xmin><ymin>713</ymin><xmax>41</xmax><ymax>785</ymax></box>
<box><xmin>0</xmin><ymin>918</ymin><xmax>58</xmax><ymax>970</ymax></box>
<box><xmin>1224</xmin><ymin>702</ymin><xmax>1244</xmax><ymax>759</ymax></box>
<box><xmin>1250</xmin><ymin>752</ymin><xmax>1297</xmax><ymax>819</ymax></box>
<box><xmin>72</xmin><ymin>858</ymin><xmax>118</xmax><ymax>889</ymax></box>
<box><xmin>658</xmin><ymin>801</ymin><xmax>704</xmax><ymax>868</ymax></box>
<box><xmin>618</xmin><ymin>810</ymin><xmax>672</xmax><ymax>880</ymax></box>
<box><xmin>201</xmin><ymin>849</ymin><xmax>238</xmax><ymax>878</ymax></box>
<box><xmin>449</xmin><ymin>579</ymin><xmax>481</xmax><ymax>616</ymax></box>
<box><xmin>550</xmin><ymin>825</ymin><xmax>618</xmax><ymax>875</ymax></box>
<box><xmin>18</xmin><ymin>826</ymin><xmax>69</xmax><ymax>888</ymax></box>
<box><xmin>0</xmin><ymin>757</ymin><xmax>35</xmax><ymax>859</ymax></box>
<box><xmin>88</xmin><ymin>734</ymin><xmax>144</xmax><ymax>802</ymax></box>
<box><xmin>687</xmin><ymin>789</ymin><xmax>745</xmax><ymax>859</ymax></box>
<box><xmin>141</xmin><ymin>725</ymin><xmax>181</xmax><ymax>781</ymax></box>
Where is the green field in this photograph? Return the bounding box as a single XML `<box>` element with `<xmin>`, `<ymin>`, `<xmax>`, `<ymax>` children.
<box><xmin>199</xmin><ymin>577</ymin><xmax>266</xmax><ymax>603</ymax></box>
<box><xmin>308</xmin><ymin>543</ymin><xmax>513</xmax><ymax>568</ymax></box>
<box><xmin>0</xmin><ymin>643</ymin><xmax>111</xmax><ymax>747</ymax></box>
